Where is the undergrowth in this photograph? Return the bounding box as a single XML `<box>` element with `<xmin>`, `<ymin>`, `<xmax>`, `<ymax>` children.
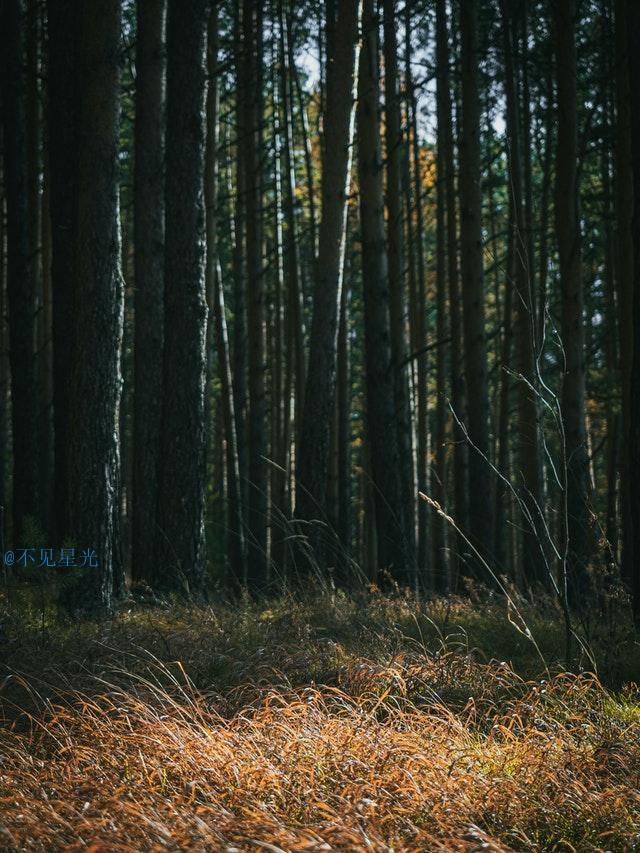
<box><xmin>0</xmin><ymin>588</ymin><xmax>639</xmax><ymax>851</ymax></box>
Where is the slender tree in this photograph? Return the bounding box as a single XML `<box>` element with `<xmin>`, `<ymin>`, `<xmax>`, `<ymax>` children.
<box><xmin>501</xmin><ymin>0</ymin><xmax>546</xmax><ymax>586</ymax></box>
<box><xmin>295</xmin><ymin>0</ymin><xmax>361</xmax><ymax>558</ymax></box>
<box><xmin>436</xmin><ymin>0</ymin><xmax>468</xmax><ymax>587</ymax></box>
<box><xmin>243</xmin><ymin>0</ymin><xmax>268</xmax><ymax>588</ymax></box>
<box><xmin>404</xmin><ymin>4</ymin><xmax>429</xmax><ymax>581</ymax></box>
<box><xmin>232</xmin><ymin>0</ymin><xmax>249</xmax><ymax>514</ymax></box>
<box><xmin>358</xmin><ymin>0</ymin><xmax>410</xmax><ymax>583</ymax></box>
<box><xmin>627</xmin><ymin>0</ymin><xmax>640</xmax><ymax>624</ymax></box>
<box><xmin>206</xmin><ymin>2</ymin><xmax>246</xmax><ymax>587</ymax></box>
<box><xmin>616</xmin><ymin>0</ymin><xmax>634</xmax><ymax>594</ymax></box>
<box><xmin>65</xmin><ymin>0</ymin><xmax>123</xmax><ymax>609</ymax></box>
<box><xmin>46</xmin><ymin>0</ymin><xmax>80</xmax><ymax>543</ymax></box>
<box><xmin>458</xmin><ymin>0</ymin><xmax>493</xmax><ymax>569</ymax></box>
<box><xmin>1</xmin><ymin>0</ymin><xmax>39</xmax><ymax>543</ymax></box>
<box><xmin>132</xmin><ymin>0</ymin><xmax>166</xmax><ymax>584</ymax></box>
<box><xmin>555</xmin><ymin>0</ymin><xmax>590</xmax><ymax>604</ymax></box>
<box><xmin>156</xmin><ymin>0</ymin><xmax>209</xmax><ymax>594</ymax></box>
<box><xmin>383</xmin><ymin>0</ymin><xmax>416</xmax><ymax>577</ymax></box>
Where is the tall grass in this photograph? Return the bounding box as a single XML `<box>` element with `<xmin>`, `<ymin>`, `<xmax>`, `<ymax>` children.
<box><xmin>1</xmin><ymin>590</ymin><xmax>639</xmax><ymax>850</ymax></box>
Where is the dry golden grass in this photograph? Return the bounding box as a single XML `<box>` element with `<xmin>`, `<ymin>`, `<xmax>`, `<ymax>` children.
<box><xmin>0</xmin><ymin>591</ymin><xmax>639</xmax><ymax>851</ymax></box>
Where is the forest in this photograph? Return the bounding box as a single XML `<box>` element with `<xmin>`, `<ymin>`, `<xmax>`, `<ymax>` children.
<box><xmin>1</xmin><ymin>0</ymin><xmax>640</xmax><ymax>849</ymax></box>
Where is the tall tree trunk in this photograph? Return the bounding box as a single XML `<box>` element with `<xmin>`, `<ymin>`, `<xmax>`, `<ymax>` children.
<box><xmin>295</xmin><ymin>0</ymin><xmax>361</xmax><ymax>555</ymax></box>
<box><xmin>501</xmin><ymin>0</ymin><xmax>546</xmax><ymax>587</ymax></box>
<box><xmin>243</xmin><ymin>0</ymin><xmax>268</xmax><ymax>588</ymax></box>
<box><xmin>232</xmin><ymin>0</ymin><xmax>248</xmax><ymax>515</ymax></box>
<box><xmin>494</xmin><ymin>196</ymin><xmax>514</xmax><ymax>574</ymax></box>
<box><xmin>434</xmin><ymin>0</ymin><xmax>452</xmax><ymax>593</ymax></box>
<box><xmin>537</xmin><ymin>68</ymin><xmax>554</xmax><ymax>350</ymax></box>
<box><xmin>616</xmin><ymin>0</ymin><xmax>634</xmax><ymax>595</ymax></box>
<box><xmin>278</xmin><ymin>0</ymin><xmax>306</xmax><ymax>462</ymax></box>
<box><xmin>46</xmin><ymin>0</ymin><xmax>80</xmax><ymax>544</ymax></box>
<box><xmin>600</xmin><ymin>12</ymin><xmax>619</xmax><ymax>557</ymax></box>
<box><xmin>269</xmin><ymin>32</ymin><xmax>287</xmax><ymax>580</ymax></box>
<box><xmin>383</xmin><ymin>0</ymin><xmax>416</xmax><ymax>579</ymax></box>
<box><xmin>132</xmin><ymin>0</ymin><xmax>166</xmax><ymax>585</ymax></box>
<box><xmin>40</xmin><ymin>126</ymin><xmax>54</xmax><ymax>540</ymax></box>
<box><xmin>206</xmin><ymin>2</ymin><xmax>246</xmax><ymax>587</ymax></box>
<box><xmin>1</xmin><ymin>0</ymin><xmax>39</xmax><ymax>543</ymax></box>
<box><xmin>405</xmin><ymin>5</ymin><xmax>429</xmax><ymax>584</ymax></box>
<box><xmin>436</xmin><ymin>0</ymin><xmax>468</xmax><ymax>587</ymax></box>
<box><xmin>555</xmin><ymin>0</ymin><xmax>590</xmax><ymax>605</ymax></box>
<box><xmin>336</xmin><ymin>273</ymin><xmax>351</xmax><ymax>583</ymax></box>
<box><xmin>291</xmin><ymin>49</ymin><xmax>318</xmax><ymax>262</ymax></box>
<box><xmin>65</xmin><ymin>0</ymin><xmax>123</xmax><ymax>610</ymax></box>
<box><xmin>458</xmin><ymin>0</ymin><xmax>493</xmax><ymax>571</ymax></box>
<box><xmin>26</xmin><ymin>0</ymin><xmax>48</xmax><ymax>535</ymax></box>
<box><xmin>358</xmin><ymin>0</ymin><xmax>409</xmax><ymax>584</ymax></box>
<box><xmin>627</xmin><ymin>0</ymin><xmax>640</xmax><ymax>625</ymax></box>
<box><xmin>156</xmin><ymin>0</ymin><xmax>208</xmax><ymax>595</ymax></box>
<box><xmin>0</xmin><ymin>189</ymin><xmax>7</xmax><ymax>541</ymax></box>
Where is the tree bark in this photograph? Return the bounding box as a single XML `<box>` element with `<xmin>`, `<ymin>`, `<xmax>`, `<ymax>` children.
<box><xmin>616</xmin><ymin>0</ymin><xmax>634</xmax><ymax>594</ymax></box>
<box><xmin>383</xmin><ymin>0</ymin><xmax>416</xmax><ymax>579</ymax></box>
<box><xmin>357</xmin><ymin>0</ymin><xmax>410</xmax><ymax>584</ymax></box>
<box><xmin>206</xmin><ymin>2</ymin><xmax>246</xmax><ymax>587</ymax></box>
<box><xmin>46</xmin><ymin>0</ymin><xmax>80</xmax><ymax>544</ymax></box>
<box><xmin>436</xmin><ymin>0</ymin><xmax>468</xmax><ymax>588</ymax></box>
<box><xmin>626</xmin><ymin>0</ymin><xmax>640</xmax><ymax>624</ymax></box>
<box><xmin>501</xmin><ymin>0</ymin><xmax>546</xmax><ymax>587</ymax></box>
<box><xmin>295</xmin><ymin>0</ymin><xmax>361</xmax><ymax>555</ymax></box>
<box><xmin>156</xmin><ymin>0</ymin><xmax>209</xmax><ymax>595</ymax></box>
<box><xmin>458</xmin><ymin>0</ymin><xmax>493</xmax><ymax>571</ymax></box>
<box><xmin>65</xmin><ymin>0</ymin><xmax>123</xmax><ymax>610</ymax></box>
<box><xmin>555</xmin><ymin>0</ymin><xmax>590</xmax><ymax>605</ymax></box>
<box><xmin>279</xmin><ymin>0</ymin><xmax>306</xmax><ymax>462</ymax></box>
<box><xmin>232</xmin><ymin>0</ymin><xmax>248</xmax><ymax>515</ymax></box>
<box><xmin>404</xmin><ymin>5</ymin><xmax>428</xmax><ymax>584</ymax></box>
<box><xmin>132</xmin><ymin>0</ymin><xmax>166</xmax><ymax>585</ymax></box>
<box><xmin>243</xmin><ymin>0</ymin><xmax>268</xmax><ymax>589</ymax></box>
<box><xmin>1</xmin><ymin>0</ymin><xmax>39</xmax><ymax>543</ymax></box>
<box><xmin>434</xmin><ymin>0</ymin><xmax>453</xmax><ymax>593</ymax></box>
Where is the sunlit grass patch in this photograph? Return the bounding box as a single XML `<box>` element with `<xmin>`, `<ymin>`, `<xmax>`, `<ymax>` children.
<box><xmin>1</xmin><ymin>591</ymin><xmax>639</xmax><ymax>850</ymax></box>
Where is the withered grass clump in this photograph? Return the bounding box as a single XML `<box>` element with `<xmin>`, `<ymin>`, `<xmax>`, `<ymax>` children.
<box><xmin>0</xmin><ymin>592</ymin><xmax>639</xmax><ymax>851</ymax></box>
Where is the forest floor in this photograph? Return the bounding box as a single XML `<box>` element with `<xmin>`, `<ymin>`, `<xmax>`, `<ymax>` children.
<box><xmin>0</xmin><ymin>587</ymin><xmax>639</xmax><ymax>851</ymax></box>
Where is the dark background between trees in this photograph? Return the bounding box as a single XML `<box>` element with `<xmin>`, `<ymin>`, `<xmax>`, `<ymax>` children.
<box><xmin>1</xmin><ymin>0</ymin><xmax>639</xmax><ymax>622</ymax></box>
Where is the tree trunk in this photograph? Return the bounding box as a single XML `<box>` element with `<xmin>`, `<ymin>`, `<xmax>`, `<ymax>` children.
<box><xmin>616</xmin><ymin>0</ymin><xmax>634</xmax><ymax>595</ymax></box>
<box><xmin>458</xmin><ymin>0</ymin><xmax>493</xmax><ymax>571</ymax></box>
<box><xmin>336</xmin><ymin>273</ymin><xmax>351</xmax><ymax>583</ymax></box>
<box><xmin>65</xmin><ymin>0</ymin><xmax>123</xmax><ymax>610</ymax></box>
<box><xmin>243</xmin><ymin>0</ymin><xmax>268</xmax><ymax>589</ymax></box>
<box><xmin>132</xmin><ymin>0</ymin><xmax>166</xmax><ymax>585</ymax></box>
<box><xmin>232</xmin><ymin>0</ymin><xmax>248</xmax><ymax>515</ymax></box>
<box><xmin>46</xmin><ymin>0</ymin><xmax>80</xmax><ymax>544</ymax></box>
<box><xmin>156</xmin><ymin>0</ymin><xmax>209</xmax><ymax>595</ymax></box>
<box><xmin>0</xmin><ymin>190</ymin><xmax>7</xmax><ymax>540</ymax></box>
<box><xmin>206</xmin><ymin>2</ymin><xmax>246</xmax><ymax>587</ymax></box>
<box><xmin>501</xmin><ymin>0</ymin><xmax>546</xmax><ymax>587</ymax></box>
<box><xmin>383</xmin><ymin>0</ymin><xmax>416</xmax><ymax>579</ymax></box>
<box><xmin>626</xmin><ymin>0</ymin><xmax>640</xmax><ymax>624</ymax></box>
<box><xmin>555</xmin><ymin>0</ymin><xmax>590</xmax><ymax>605</ymax></box>
<box><xmin>278</xmin><ymin>0</ymin><xmax>306</xmax><ymax>464</ymax></box>
<box><xmin>1</xmin><ymin>0</ymin><xmax>39</xmax><ymax>543</ymax></box>
<box><xmin>494</xmin><ymin>195</ymin><xmax>514</xmax><ymax>575</ymax></box>
<box><xmin>436</xmin><ymin>0</ymin><xmax>468</xmax><ymax>588</ymax></box>
<box><xmin>357</xmin><ymin>0</ymin><xmax>410</xmax><ymax>584</ymax></box>
<box><xmin>405</xmin><ymin>5</ymin><xmax>428</xmax><ymax>585</ymax></box>
<box><xmin>295</xmin><ymin>0</ymin><xmax>361</xmax><ymax>554</ymax></box>
<box><xmin>434</xmin><ymin>0</ymin><xmax>452</xmax><ymax>593</ymax></box>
